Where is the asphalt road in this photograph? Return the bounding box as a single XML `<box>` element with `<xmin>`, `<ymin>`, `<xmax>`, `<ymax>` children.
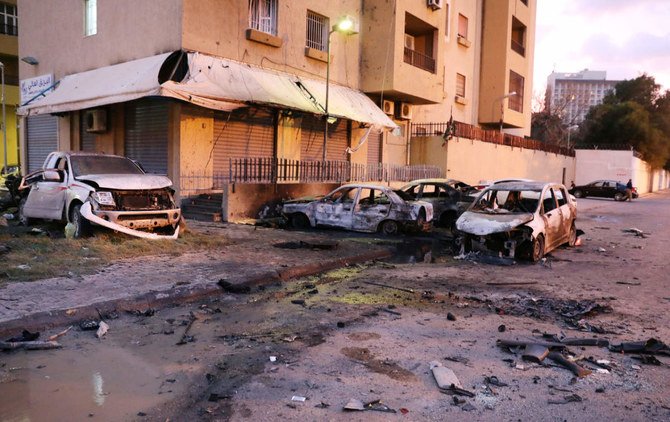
<box><xmin>1</xmin><ymin>190</ymin><xmax>668</xmax><ymax>421</ymax></box>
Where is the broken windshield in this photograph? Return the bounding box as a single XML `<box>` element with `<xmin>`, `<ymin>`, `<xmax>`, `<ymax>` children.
<box><xmin>471</xmin><ymin>189</ymin><xmax>540</xmax><ymax>214</ymax></box>
<box><xmin>71</xmin><ymin>156</ymin><xmax>144</xmax><ymax>177</ymax></box>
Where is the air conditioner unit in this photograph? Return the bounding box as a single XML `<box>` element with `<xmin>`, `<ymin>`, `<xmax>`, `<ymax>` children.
<box><xmin>84</xmin><ymin>109</ymin><xmax>107</xmax><ymax>133</ymax></box>
<box><xmin>404</xmin><ymin>34</ymin><xmax>415</xmax><ymax>50</ymax></box>
<box><xmin>382</xmin><ymin>100</ymin><xmax>395</xmax><ymax>115</ymax></box>
<box><xmin>427</xmin><ymin>0</ymin><xmax>443</xmax><ymax>10</ymax></box>
<box><xmin>398</xmin><ymin>102</ymin><xmax>413</xmax><ymax>120</ymax></box>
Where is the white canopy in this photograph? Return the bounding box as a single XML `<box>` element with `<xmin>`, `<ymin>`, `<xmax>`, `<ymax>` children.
<box><xmin>20</xmin><ymin>51</ymin><xmax>397</xmax><ymax>130</ymax></box>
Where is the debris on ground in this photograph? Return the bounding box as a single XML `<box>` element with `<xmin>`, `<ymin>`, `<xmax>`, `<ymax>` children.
<box><xmin>80</xmin><ymin>320</ymin><xmax>100</xmax><ymax>331</ymax></box>
<box><xmin>609</xmin><ymin>338</ymin><xmax>670</xmax><ymax>356</ymax></box>
<box><xmin>484</xmin><ymin>376</ymin><xmax>509</xmax><ymax>387</ymax></box>
<box><xmin>273</xmin><ymin>240</ymin><xmax>339</xmax><ymax>250</ymax></box>
<box><xmin>96</xmin><ymin>321</ymin><xmax>110</xmax><ymax>339</ymax></box>
<box><xmin>547</xmin><ymin>352</ymin><xmax>592</xmax><ymax>377</ymax></box>
<box><xmin>363</xmin><ymin>281</ymin><xmax>414</xmax><ymax>293</ymax></box>
<box><xmin>217</xmin><ymin>279</ymin><xmax>251</xmax><ymax>294</ymax></box>
<box><xmin>548</xmin><ymin>394</ymin><xmax>583</xmax><ymax>405</ymax></box>
<box><xmin>6</xmin><ymin>329</ymin><xmax>40</xmax><ymax>342</ymax></box>
<box><xmin>0</xmin><ymin>340</ymin><xmax>63</xmax><ymax>351</ymax></box>
<box><xmin>47</xmin><ymin>326</ymin><xmax>73</xmax><ymax>341</ymax></box>
<box><xmin>631</xmin><ymin>355</ymin><xmax>663</xmax><ymax>365</ymax></box>
<box><xmin>176</xmin><ymin>312</ymin><xmax>197</xmax><ymax>345</ymax></box>
<box><xmin>430</xmin><ymin>361</ymin><xmax>475</xmax><ymax>397</ymax></box>
<box><xmin>622</xmin><ymin>228</ymin><xmax>648</xmax><ymax>238</ymax></box>
<box><xmin>616</xmin><ymin>281</ymin><xmax>641</xmax><ymax>286</ymax></box>
<box><xmin>522</xmin><ymin>343</ymin><xmax>550</xmax><ymax>363</ymax></box>
<box><xmin>343</xmin><ymin>398</ymin><xmax>396</xmax><ymax>413</ymax></box>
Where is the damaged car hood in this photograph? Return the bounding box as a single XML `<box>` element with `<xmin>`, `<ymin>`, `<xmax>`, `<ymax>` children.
<box><xmin>456</xmin><ymin>211</ymin><xmax>534</xmax><ymax>236</ymax></box>
<box><xmin>76</xmin><ymin>174</ymin><xmax>173</xmax><ymax>190</ymax></box>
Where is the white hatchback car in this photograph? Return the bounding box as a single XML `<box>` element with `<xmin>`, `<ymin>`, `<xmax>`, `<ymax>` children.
<box><xmin>455</xmin><ymin>181</ymin><xmax>577</xmax><ymax>261</ymax></box>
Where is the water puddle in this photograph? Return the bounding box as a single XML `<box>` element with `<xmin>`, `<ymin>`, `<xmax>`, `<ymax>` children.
<box><xmin>386</xmin><ymin>237</ymin><xmax>454</xmax><ymax>264</ymax></box>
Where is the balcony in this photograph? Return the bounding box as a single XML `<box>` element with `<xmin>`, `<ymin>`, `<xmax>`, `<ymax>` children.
<box><xmin>403</xmin><ymin>47</ymin><xmax>436</xmax><ymax>73</ymax></box>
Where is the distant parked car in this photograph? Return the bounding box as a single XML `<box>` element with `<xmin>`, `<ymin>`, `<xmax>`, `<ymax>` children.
<box><xmin>281</xmin><ymin>183</ymin><xmax>433</xmax><ymax>235</ymax></box>
<box><xmin>456</xmin><ymin>181</ymin><xmax>577</xmax><ymax>262</ymax></box>
<box><xmin>400</xmin><ymin>178</ymin><xmax>476</xmax><ymax>229</ymax></box>
<box><xmin>18</xmin><ymin>152</ymin><xmax>181</xmax><ymax>239</ymax></box>
<box><xmin>569</xmin><ymin>180</ymin><xmax>638</xmax><ymax>201</ymax></box>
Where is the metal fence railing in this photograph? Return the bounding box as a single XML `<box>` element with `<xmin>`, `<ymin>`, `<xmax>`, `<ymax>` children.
<box><xmin>411</xmin><ymin>120</ymin><xmax>575</xmax><ymax>157</ymax></box>
<box><xmin>179</xmin><ymin>158</ymin><xmax>443</xmax><ymax>193</ymax></box>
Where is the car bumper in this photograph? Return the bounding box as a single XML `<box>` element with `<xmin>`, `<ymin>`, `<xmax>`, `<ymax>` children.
<box><xmin>81</xmin><ymin>202</ymin><xmax>181</xmax><ymax>239</ymax></box>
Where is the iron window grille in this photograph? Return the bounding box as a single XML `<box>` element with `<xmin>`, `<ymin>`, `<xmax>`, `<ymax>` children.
<box><xmin>306</xmin><ymin>10</ymin><xmax>328</xmax><ymax>51</ymax></box>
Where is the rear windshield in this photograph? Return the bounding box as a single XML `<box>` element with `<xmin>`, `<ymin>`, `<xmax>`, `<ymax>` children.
<box><xmin>71</xmin><ymin>156</ymin><xmax>144</xmax><ymax>177</ymax></box>
<box><xmin>471</xmin><ymin>189</ymin><xmax>541</xmax><ymax>214</ymax></box>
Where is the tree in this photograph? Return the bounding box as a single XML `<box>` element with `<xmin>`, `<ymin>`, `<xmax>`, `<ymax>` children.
<box><xmin>575</xmin><ymin>75</ymin><xmax>670</xmax><ymax>169</ymax></box>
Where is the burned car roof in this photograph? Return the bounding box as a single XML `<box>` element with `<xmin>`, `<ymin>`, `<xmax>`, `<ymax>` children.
<box><xmin>484</xmin><ymin>181</ymin><xmax>548</xmax><ymax>191</ymax></box>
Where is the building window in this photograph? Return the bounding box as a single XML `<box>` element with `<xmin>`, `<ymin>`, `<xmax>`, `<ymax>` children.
<box><xmin>509</xmin><ymin>70</ymin><xmax>524</xmax><ymax>112</ymax></box>
<box><xmin>0</xmin><ymin>2</ymin><xmax>17</xmax><ymax>36</ymax></box>
<box><xmin>456</xmin><ymin>73</ymin><xmax>466</xmax><ymax>97</ymax></box>
<box><xmin>511</xmin><ymin>17</ymin><xmax>526</xmax><ymax>56</ymax></box>
<box><xmin>520</xmin><ymin>0</ymin><xmax>528</xmax><ymax>5</ymax></box>
<box><xmin>306</xmin><ymin>11</ymin><xmax>328</xmax><ymax>51</ymax></box>
<box><xmin>84</xmin><ymin>0</ymin><xmax>97</xmax><ymax>36</ymax></box>
<box><xmin>444</xmin><ymin>3</ymin><xmax>450</xmax><ymax>39</ymax></box>
<box><xmin>249</xmin><ymin>0</ymin><xmax>278</xmax><ymax>36</ymax></box>
<box><xmin>457</xmin><ymin>14</ymin><xmax>468</xmax><ymax>39</ymax></box>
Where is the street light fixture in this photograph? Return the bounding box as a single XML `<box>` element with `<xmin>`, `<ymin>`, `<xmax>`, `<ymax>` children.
<box><xmin>323</xmin><ymin>15</ymin><xmax>359</xmax><ymax>162</ymax></box>
<box><xmin>566</xmin><ymin>124</ymin><xmax>579</xmax><ymax>149</ymax></box>
<box><xmin>494</xmin><ymin>91</ymin><xmax>517</xmax><ymax>132</ymax></box>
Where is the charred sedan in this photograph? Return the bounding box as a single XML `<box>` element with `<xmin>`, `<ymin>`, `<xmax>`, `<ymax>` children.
<box><xmin>281</xmin><ymin>183</ymin><xmax>433</xmax><ymax>235</ymax></box>
<box><xmin>400</xmin><ymin>178</ymin><xmax>476</xmax><ymax>229</ymax></box>
<box><xmin>455</xmin><ymin>181</ymin><xmax>577</xmax><ymax>261</ymax></box>
<box><xmin>19</xmin><ymin>152</ymin><xmax>181</xmax><ymax>239</ymax></box>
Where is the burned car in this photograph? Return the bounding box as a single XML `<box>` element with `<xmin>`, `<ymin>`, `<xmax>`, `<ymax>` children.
<box><xmin>281</xmin><ymin>183</ymin><xmax>433</xmax><ymax>235</ymax></box>
<box><xmin>400</xmin><ymin>178</ymin><xmax>476</xmax><ymax>229</ymax></box>
<box><xmin>19</xmin><ymin>152</ymin><xmax>181</xmax><ymax>239</ymax></box>
<box><xmin>455</xmin><ymin>181</ymin><xmax>577</xmax><ymax>261</ymax></box>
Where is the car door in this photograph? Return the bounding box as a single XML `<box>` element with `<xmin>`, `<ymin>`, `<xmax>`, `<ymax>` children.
<box><xmin>352</xmin><ymin>188</ymin><xmax>391</xmax><ymax>231</ymax></box>
<box><xmin>540</xmin><ymin>187</ymin><xmax>563</xmax><ymax>250</ymax></box>
<box><xmin>314</xmin><ymin>186</ymin><xmax>357</xmax><ymax>229</ymax></box>
<box><xmin>22</xmin><ymin>156</ymin><xmax>69</xmax><ymax>220</ymax></box>
<box><xmin>552</xmin><ymin>187</ymin><xmax>572</xmax><ymax>244</ymax></box>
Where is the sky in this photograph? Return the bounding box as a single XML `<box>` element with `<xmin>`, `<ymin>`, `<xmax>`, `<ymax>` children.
<box><xmin>533</xmin><ymin>0</ymin><xmax>670</xmax><ymax>101</ymax></box>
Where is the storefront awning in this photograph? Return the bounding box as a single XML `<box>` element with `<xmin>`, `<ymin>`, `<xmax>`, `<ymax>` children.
<box><xmin>19</xmin><ymin>51</ymin><xmax>397</xmax><ymax>130</ymax></box>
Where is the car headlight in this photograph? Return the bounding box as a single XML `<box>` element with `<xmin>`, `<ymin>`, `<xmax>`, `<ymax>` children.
<box><xmin>92</xmin><ymin>191</ymin><xmax>116</xmax><ymax>206</ymax></box>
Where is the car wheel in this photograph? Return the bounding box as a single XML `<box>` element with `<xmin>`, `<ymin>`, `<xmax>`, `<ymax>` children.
<box><xmin>439</xmin><ymin>211</ymin><xmax>457</xmax><ymax>231</ymax></box>
<box><xmin>290</xmin><ymin>213</ymin><xmax>310</xmax><ymax>229</ymax></box>
<box><xmin>573</xmin><ymin>190</ymin><xmax>583</xmax><ymax>198</ymax></box>
<box><xmin>614</xmin><ymin>192</ymin><xmax>624</xmax><ymax>201</ymax></box>
<box><xmin>566</xmin><ymin>223</ymin><xmax>577</xmax><ymax>247</ymax></box>
<box><xmin>531</xmin><ymin>235</ymin><xmax>545</xmax><ymax>262</ymax></box>
<box><xmin>416</xmin><ymin>208</ymin><xmax>427</xmax><ymax>227</ymax></box>
<box><xmin>18</xmin><ymin>197</ymin><xmax>32</xmax><ymax>226</ymax></box>
<box><xmin>71</xmin><ymin>203</ymin><xmax>91</xmax><ymax>238</ymax></box>
<box><xmin>379</xmin><ymin>220</ymin><xmax>399</xmax><ymax>236</ymax></box>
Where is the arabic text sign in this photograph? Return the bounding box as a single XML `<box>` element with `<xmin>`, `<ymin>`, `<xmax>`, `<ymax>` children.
<box><xmin>20</xmin><ymin>74</ymin><xmax>54</xmax><ymax>102</ymax></box>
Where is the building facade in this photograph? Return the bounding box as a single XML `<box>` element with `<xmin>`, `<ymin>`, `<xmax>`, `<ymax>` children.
<box><xmin>0</xmin><ymin>0</ymin><xmax>18</xmax><ymax>170</ymax></box>
<box><xmin>546</xmin><ymin>69</ymin><xmax>619</xmax><ymax>125</ymax></box>
<box><xmin>17</xmin><ymin>0</ymin><xmax>536</xmax><ymax>220</ymax></box>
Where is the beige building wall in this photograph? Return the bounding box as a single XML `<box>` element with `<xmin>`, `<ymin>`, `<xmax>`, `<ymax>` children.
<box><xmin>411</xmin><ymin>136</ymin><xmax>575</xmax><ymax>186</ymax></box>
<box><xmin>18</xmin><ymin>0</ymin><xmax>182</xmax><ymax>82</ymax></box>
<box><xmin>182</xmin><ymin>0</ymin><xmax>362</xmax><ymax>88</ymax></box>
<box><xmin>574</xmin><ymin>150</ymin><xmax>632</xmax><ymax>186</ymax></box>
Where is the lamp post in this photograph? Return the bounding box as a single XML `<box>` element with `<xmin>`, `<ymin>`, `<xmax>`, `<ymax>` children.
<box><xmin>566</xmin><ymin>124</ymin><xmax>579</xmax><ymax>149</ymax></box>
<box><xmin>493</xmin><ymin>91</ymin><xmax>517</xmax><ymax>132</ymax></box>
<box><xmin>323</xmin><ymin>15</ymin><xmax>358</xmax><ymax>162</ymax></box>
<box><xmin>0</xmin><ymin>62</ymin><xmax>6</xmax><ymax>171</ymax></box>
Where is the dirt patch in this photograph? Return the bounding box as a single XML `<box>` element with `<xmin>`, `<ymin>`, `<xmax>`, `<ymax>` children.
<box><xmin>340</xmin><ymin>347</ymin><xmax>417</xmax><ymax>382</ymax></box>
<box><xmin>348</xmin><ymin>332</ymin><xmax>381</xmax><ymax>341</ymax></box>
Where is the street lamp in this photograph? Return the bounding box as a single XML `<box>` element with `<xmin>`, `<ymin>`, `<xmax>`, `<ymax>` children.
<box><xmin>0</xmin><ymin>62</ymin><xmax>6</xmax><ymax>171</ymax></box>
<box><xmin>566</xmin><ymin>124</ymin><xmax>579</xmax><ymax>149</ymax></box>
<box><xmin>323</xmin><ymin>15</ymin><xmax>359</xmax><ymax>162</ymax></box>
<box><xmin>493</xmin><ymin>91</ymin><xmax>517</xmax><ymax>132</ymax></box>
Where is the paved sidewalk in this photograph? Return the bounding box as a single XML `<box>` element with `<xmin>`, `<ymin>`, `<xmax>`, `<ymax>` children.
<box><xmin>0</xmin><ymin>222</ymin><xmax>393</xmax><ymax>336</ymax></box>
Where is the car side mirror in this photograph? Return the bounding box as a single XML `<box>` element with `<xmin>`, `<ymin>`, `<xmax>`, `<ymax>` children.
<box><xmin>43</xmin><ymin>169</ymin><xmax>63</xmax><ymax>182</ymax></box>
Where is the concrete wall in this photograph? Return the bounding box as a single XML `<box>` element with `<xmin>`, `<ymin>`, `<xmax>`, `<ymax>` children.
<box><xmin>411</xmin><ymin>135</ymin><xmax>575</xmax><ymax>186</ymax></box>
<box><xmin>574</xmin><ymin>149</ymin><xmax>670</xmax><ymax>194</ymax></box>
<box><xmin>182</xmin><ymin>0</ymin><xmax>361</xmax><ymax>88</ymax></box>
<box><xmin>19</xmin><ymin>0</ymin><xmax>182</xmax><ymax>81</ymax></box>
<box><xmin>223</xmin><ymin>182</ymin><xmax>340</xmax><ymax>221</ymax></box>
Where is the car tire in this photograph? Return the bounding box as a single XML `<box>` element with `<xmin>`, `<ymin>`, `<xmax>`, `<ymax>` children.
<box><xmin>379</xmin><ymin>220</ymin><xmax>399</xmax><ymax>236</ymax></box>
<box><xmin>71</xmin><ymin>203</ymin><xmax>91</xmax><ymax>238</ymax></box>
<box><xmin>18</xmin><ymin>197</ymin><xmax>32</xmax><ymax>226</ymax></box>
<box><xmin>290</xmin><ymin>213</ymin><xmax>310</xmax><ymax>230</ymax></box>
<box><xmin>614</xmin><ymin>192</ymin><xmax>625</xmax><ymax>201</ymax></box>
<box><xmin>573</xmin><ymin>190</ymin><xmax>583</xmax><ymax>198</ymax></box>
<box><xmin>566</xmin><ymin>222</ymin><xmax>577</xmax><ymax>247</ymax></box>
<box><xmin>531</xmin><ymin>235</ymin><xmax>545</xmax><ymax>262</ymax></box>
<box><xmin>416</xmin><ymin>208</ymin><xmax>427</xmax><ymax>228</ymax></box>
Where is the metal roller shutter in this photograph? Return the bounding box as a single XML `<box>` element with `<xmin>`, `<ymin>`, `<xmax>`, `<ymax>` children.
<box><xmin>300</xmin><ymin>114</ymin><xmax>323</xmax><ymax>161</ymax></box>
<box><xmin>213</xmin><ymin>108</ymin><xmax>275</xmax><ymax>177</ymax></box>
<box><xmin>327</xmin><ymin>119</ymin><xmax>349</xmax><ymax>162</ymax></box>
<box><xmin>80</xmin><ymin>111</ymin><xmax>96</xmax><ymax>152</ymax></box>
<box><xmin>26</xmin><ymin>114</ymin><xmax>58</xmax><ymax>172</ymax></box>
<box><xmin>124</xmin><ymin>99</ymin><xmax>169</xmax><ymax>174</ymax></box>
<box><xmin>367</xmin><ymin>131</ymin><xmax>382</xmax><ymax>165</ymax></box>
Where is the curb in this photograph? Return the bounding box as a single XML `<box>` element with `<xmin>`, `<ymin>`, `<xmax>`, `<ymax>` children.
<box><xmin>0</xmin><ymin>248</ymin><xmax>393</xmax><ymax>338</ymax></box>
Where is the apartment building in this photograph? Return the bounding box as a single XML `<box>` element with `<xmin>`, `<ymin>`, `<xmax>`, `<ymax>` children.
<box><xmin>17</xmin><ymin>0</ymin><xmax>536</xmax><ymax>220</ymax></box>
<box><xmin>546</xmin><ymin>69</ymin><xmax>619</xmax><ymax>125</ymax></box>
<box><xmin>0</xmin><ymin>0</ymin><xmax>18</xmax><ymax>170</ymax></box>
